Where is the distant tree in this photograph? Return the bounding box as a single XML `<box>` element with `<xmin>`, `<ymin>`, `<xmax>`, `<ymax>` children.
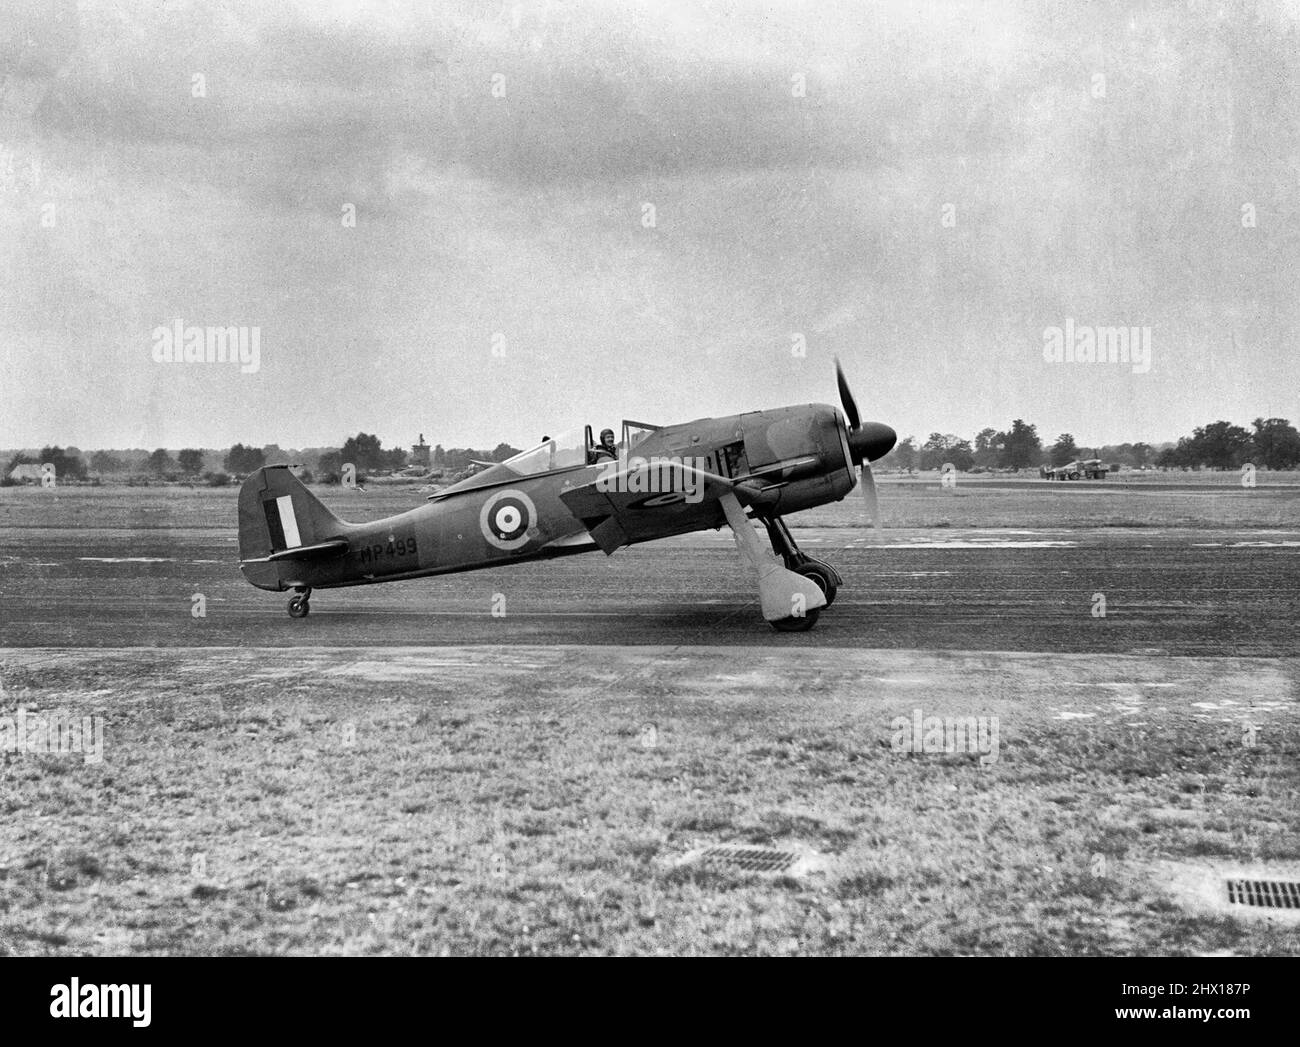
<box><xmin>1050</xmin><ymin>433</ymin><xmax>1079</xmax><ymax>467</ymax></box>
<box><xmin>973</xmin><ymin>427</ymin><xmax>1002</xmax><ymax>469</ymax></box>
<box><xmin>317</xmin><ymin>450</ymin><xmax>343</xmax><ymax>483</ymax></box>
<box><xmin>886</xmin><ymin>436</ymin><xmax>917</xmax><ymax>471</ymax></box>
<box><xmin>37</xmin><ymin>446</ymin><xmax>87</xmax><ymax>480</ymax></box>
<box><xmin>919</xmin><ymin>435</ymin><xmax>942</xmax><ymax>471</ymax></box>
<box><xmin>1251</xmin><ymin>418</ymin><xmax>1300</xmax><ymax>470</ymax></box>
<box><xmin>440</xmin><ymin>445</ymin><xmax>522</xmax><ymax>471</ymax></box>
<box><xmin>998</xmin><ymin>419</ymin><xmax>1042</xmax><ymax>470</ymax></box>
<box><xmin>89</xmin><ymin>450</ymin><xmax>126</xmax><ymax>473</ymax></box>
<box><xmin>433</xmin><ymin>444</ymin><xmax>445</xmax><ymax>466</ymax></box>
<box><xmin>1097</xmin><ymin>443</ymin><xmax>1144</xmax><ymax>468</ymax></box>
<box><xmin>442</xmin><ymin>448</ymin><xmax>469</xmax><ymax>471</ymax></box>
<box><xmin>920</xmin><ymin>433</ymin><xmax>974</xmax><ymax>471</ymax></box>
<box><xmin>4</xmin><ymin>452</ymin><xmax>33</xmax><ymax>477</ymax></box>
<box><xmin>382</xmin><ymin>446</ymin><xmax>409</xmax><ymax>471</ymax></box>
<box><xmin>224</xmin><ymin>443</ymin><xmax>266</xmax><ymax>475</ymax></box>
<box><xmin>1188</xmin><ymin>420</ymin><xmax>1253</xmax><ymax>469</ymax></box>
<box><xmin>202</xmin><ymin>471</ymin><xmax>231</xmax><ymax>487</ymax></box>
<box><xmin>340</xmin><ymin>432</ymin><xmax>386</xmax><ymax>471</ymax></box>
<box><xmin>261</xmin><ymin>444</ymin><xmax>291</xmax><ymax>466</ymax></box>
<box><xmin>1156</xmin><ymin>444</ymin><xmax>1183</xmax><ymax>469</ymax></box>
<box><xmin>177</xmin><ymin>449</ymin><xmax>204</xmax><ymax>475</ymax></box>
<box><xmin>948</xmin><ymin>438</ymin><xmax>975</xmax><ymax>472</ymax></box>
<box><xmin>148</xmin><ymin>448</ymin><xmax>176</xmax><ymax>475</ymax></box>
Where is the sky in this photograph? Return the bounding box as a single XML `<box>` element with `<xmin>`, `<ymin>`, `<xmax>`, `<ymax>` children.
<box><xmin>1</xmin><ymin>0</ymin><xmax>1298</xmax><ymax>452</ymax></box>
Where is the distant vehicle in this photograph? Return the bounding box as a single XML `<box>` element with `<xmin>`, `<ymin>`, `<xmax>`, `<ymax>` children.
<box><xmin>1040</xmin><ymin>458</ymin><xmax>1109</xmax><ymax>481</ymax></box>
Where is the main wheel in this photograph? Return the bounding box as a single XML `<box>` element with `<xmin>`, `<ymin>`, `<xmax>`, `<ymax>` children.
<box><xmin>793</xmin><ymin>561</ymin><xmax>838</xmax><ymax>606</ymax></box>
<box><xmin>771</xmin><ymin>608</ymin><xmax>820</xmax><ymax>632</ymax></box>
<box><xmin>287</xmin><ymin>595</ymin><xmax>310</xmax><ymax>618</ymax></box>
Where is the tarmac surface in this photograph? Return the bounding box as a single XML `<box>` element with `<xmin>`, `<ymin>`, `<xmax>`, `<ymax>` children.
<box><xmin>3</xmin><ymin>524</ymin><xmax>1298</xmax><ymax>654</ymax></box>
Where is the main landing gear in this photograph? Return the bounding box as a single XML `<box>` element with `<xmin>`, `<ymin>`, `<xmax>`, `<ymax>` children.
<box><xmin>287</xmin><ymin>587</ymin><xmax>312</xmax><ymax>618</ymax></box>
<box><xmin>761</xmin><ymin>517</ymin><xmax>842</xmax><ymax>632</ymax></box>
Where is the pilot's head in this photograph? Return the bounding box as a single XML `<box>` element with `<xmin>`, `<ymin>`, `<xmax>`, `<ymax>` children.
<box><xmin>600</xmin><ymin>428</ymin><xmax>616</xmax><ymax>448</ymax></box>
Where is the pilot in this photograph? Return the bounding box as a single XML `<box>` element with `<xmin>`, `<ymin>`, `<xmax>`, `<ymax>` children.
<box><xmin>590</xmin><ymin>428</ymin><xmax>618</xmax><ymax>463</ymax></box>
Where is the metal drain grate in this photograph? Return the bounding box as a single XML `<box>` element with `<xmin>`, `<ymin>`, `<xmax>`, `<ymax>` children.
<box><xmin>699</xmin><ymin>845</ymin><xmax>799</xmax><ymax>873</ymax></box>
<box><xmin>1226</xmin><ymin>879</ymin><xmax>1300</xmax><ymax>910</ymax></box>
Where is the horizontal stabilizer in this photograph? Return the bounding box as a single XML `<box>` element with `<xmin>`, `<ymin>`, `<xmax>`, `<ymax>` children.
<box><xmin>242</xmin><ymin>538</ymin><xmax>350</xmax><ymax>564</ymax></box>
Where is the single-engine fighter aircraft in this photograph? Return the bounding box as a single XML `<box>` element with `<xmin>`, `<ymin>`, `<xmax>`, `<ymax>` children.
<box><xmin>238</xmin><ymin>361</ymin><xmax>896</xmax><ymax>631</ymax></box>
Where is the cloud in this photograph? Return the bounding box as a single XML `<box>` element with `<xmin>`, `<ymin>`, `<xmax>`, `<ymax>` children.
<box><xmin>2</xmin><ymin>0</ymin><xmax>1299</xmax><ymax>448</ymax></box>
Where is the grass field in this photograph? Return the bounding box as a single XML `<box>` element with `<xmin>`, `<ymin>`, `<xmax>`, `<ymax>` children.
<box><xmin>1</xmin><ymin>647</ymin><xmax>1297</xmax><ymax>956</ymax></box>
<box><xmin>1</xmin><ymin>479</ymin><xmax>1297</xmax><ymax>955</ymax></box>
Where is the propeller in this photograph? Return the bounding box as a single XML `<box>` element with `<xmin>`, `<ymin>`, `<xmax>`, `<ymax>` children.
<box><xmin>859</xmin><ymin>460</ymin><xmax>881</xmax><ymax>532</ymax></box>
<box><xmin>834</xmin><ymin>356</ymin><xmax>896</xmax><ymax>534</ymax></box>
<box><xmin>836</xmin><ymin>357</ymin><xmax>861</xmax><ymax>431</ymax></box>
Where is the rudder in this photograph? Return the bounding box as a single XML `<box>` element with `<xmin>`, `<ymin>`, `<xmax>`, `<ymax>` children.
<box><xmin>238</xmin><ymin>466</ymin><xmax>349</xmax><ymax>564</ymax></box>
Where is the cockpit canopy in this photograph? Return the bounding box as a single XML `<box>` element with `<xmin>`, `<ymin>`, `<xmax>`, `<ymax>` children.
<box><xmin>499</xmin><ymin>426</ymin><xmax>590</xmax><ymax>477</ymax></box>
<box><xmin>502</xmin><ymin>421</ymin><xmax>662</xmax><ymax>474</ymax></box>
<box><xmin>428</xmin><ymin>420</ymin><xmax>662</xmax><ymax>500</ymax></box>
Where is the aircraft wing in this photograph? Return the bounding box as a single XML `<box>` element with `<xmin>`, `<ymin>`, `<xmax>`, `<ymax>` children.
<box><xmin>559</xmin><ymin>462</ymin><xmax>740</xmax><ymax>554</ymax></box>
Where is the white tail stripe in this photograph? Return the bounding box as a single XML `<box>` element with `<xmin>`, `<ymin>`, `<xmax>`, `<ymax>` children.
<box><xmin>276</xmin><ymin>495</ymin><xmax>302</xmax><ymax>548</ymax></box>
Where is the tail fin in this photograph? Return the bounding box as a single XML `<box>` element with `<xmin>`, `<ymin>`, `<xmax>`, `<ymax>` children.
<box><xmin>238</xmin><ymin>465</ymin><xmax>349</xmax><ymax>563</ymax></box>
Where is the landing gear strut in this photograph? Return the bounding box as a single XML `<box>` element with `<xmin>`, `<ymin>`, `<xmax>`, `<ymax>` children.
<box><xmin>287</xmin><ymin>587</ymin><xmax>312</xmax><ymax>618</ymax></box>
<box><xmin>761</xmin><ymin>517</ymin><xmax>841</xmax><ymax>606</ymax></box>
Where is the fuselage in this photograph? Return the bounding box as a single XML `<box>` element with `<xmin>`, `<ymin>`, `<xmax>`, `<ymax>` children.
<box><xmin>240</xmin><ymin>403</ymin><xmax>857</xmax><ymax>592</ymax></box>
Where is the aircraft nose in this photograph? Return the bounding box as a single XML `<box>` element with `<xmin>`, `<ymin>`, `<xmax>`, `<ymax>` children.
<box><xmin>849</xmin><ymin>422</ymin><xmax>897</xmax><ymax>464</ymax></box>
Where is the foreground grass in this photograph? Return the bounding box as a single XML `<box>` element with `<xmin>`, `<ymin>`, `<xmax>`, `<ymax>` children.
<box><xmin>1</xmin><ymin>647</ymin><xmax>1297</xmax><ymax>956</ymax></box>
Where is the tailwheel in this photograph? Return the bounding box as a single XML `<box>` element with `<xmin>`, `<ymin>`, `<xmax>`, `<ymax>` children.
<box><xmin>793</xmin><ymin>560</ymin><xmax>838</xmax><ymax>607</ymax></box>
<box><xmin>287</xmin><ymin>590</ymin><xmax>311</xmax><ymax>618</ymax></box>
<box><xmin>771</xmin><ymin>608</ymin><xmax>820</xmax><ymax>632</ymax></box>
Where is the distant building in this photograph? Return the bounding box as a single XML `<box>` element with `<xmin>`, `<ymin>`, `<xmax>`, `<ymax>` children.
<box><xmin>8</xmin><ymin>464</ymin><xmax>44</xmax><ymax>482</ymax></box>
<box><xmin>410</xmin><ymin>433</ymin><xmax>431</xmax><ymax>469</ymax></box>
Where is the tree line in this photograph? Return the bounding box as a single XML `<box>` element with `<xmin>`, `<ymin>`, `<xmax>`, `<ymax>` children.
<box><xmin>5</xmin><ymin>434</ymin><xmax>523</xmax><ymax>484</ymax></box>
<box><xmin>879</xmin><ymin>417</ymin><xmax>1300</xmax><ymax>472</ymax></box>
<box><xmin>1154</xmin><ymin>418</ymin><xmax>1300</xmax><ymax>470</ymax></box>
<box><xmin>10</xmin><ymin>418</ymin><xmax>1298</xmax><ymax>485</ymax></box>
<box><xmin>881</xmin><ymin>420</ymin><xmax>1047</xmax><ymax>472</ymax></box>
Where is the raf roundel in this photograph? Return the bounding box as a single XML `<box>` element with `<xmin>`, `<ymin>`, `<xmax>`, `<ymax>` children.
<box><xmin>479</xmin><ymin>489</ymin><xmax>538</xmax><ymax>551</ymax></box>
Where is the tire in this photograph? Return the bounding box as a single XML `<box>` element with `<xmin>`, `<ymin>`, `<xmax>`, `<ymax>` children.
<box><xmin>771</xmin><ymin>608</ymin><xmax>820</xmax><ymax>632</ymax></box>
<box><xmin>288</xmin><ymin>595</ymin><xmax>310</xmax><ymax>618</ymax></box>
<box><xmin>792</xmin><ymin>561</ymin><xmax>838</xmax><ymax>607</ymax></box>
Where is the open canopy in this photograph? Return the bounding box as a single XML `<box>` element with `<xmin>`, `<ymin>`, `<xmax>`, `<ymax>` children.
<box><xmin>429</xmin><ymin>420</ymin><xmax>663</xmax><ymax>500</ymax></box>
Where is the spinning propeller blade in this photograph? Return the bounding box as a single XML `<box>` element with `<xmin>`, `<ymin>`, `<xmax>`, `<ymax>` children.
<box><xmin>833</xmin><ymin>357</ymin><xmax>895</xmax><ymax>536</ymax></box>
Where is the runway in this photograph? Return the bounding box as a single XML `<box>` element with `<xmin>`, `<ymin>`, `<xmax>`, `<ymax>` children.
<box><xmin>3</xmin><ymin>525</ymin><xmax>1298</xmax><ymax>654</ymax></box>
